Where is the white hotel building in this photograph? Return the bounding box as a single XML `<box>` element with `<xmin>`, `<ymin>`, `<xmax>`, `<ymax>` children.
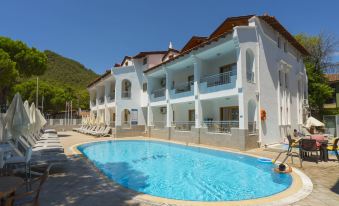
<box><xmin>87</xmin><ymin>15</ymin><xmax>309</xmax><ymax>150</ymax></box>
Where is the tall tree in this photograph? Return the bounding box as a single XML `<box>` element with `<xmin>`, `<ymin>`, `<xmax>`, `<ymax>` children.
<box><xmin>295</xmin><ymin>33</ymin><xmax>338</xmax><ymax>118</ymax></box>
<box><xmin>0</xmin><ymin>36</ymin><xmax>47</xmax><ymax>106</ymax></box>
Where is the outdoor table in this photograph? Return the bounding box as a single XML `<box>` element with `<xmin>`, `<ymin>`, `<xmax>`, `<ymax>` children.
<box><xmin>0</xmin><ymin>176</ymin><xmax>24</xmax><ymax>205</ymax></box>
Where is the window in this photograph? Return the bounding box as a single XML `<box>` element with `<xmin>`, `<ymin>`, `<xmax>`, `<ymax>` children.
<box><xmin>125</xmin><ymin>62</ymin><xmax>128</xmax><ymax>66</ymax></box>
<box><xmin>188</xmin><ymin>75</ymin><xmax>194</xmax><ymax>84</ymax></box>
<box><xmin>121</xmin><ymin>79</ymin><xmax>131</xmax><ymax>99</ymax></box>
<box><xmin>143</xmin><ymin>83</ymin><xmax>147</xmax><ymax>92</ymax></box>
<box><xmin>168</xmin><ymin>55</ymin><xmax>174</xmax><ymax>59</ymax></box>
<box><xmin>284</xmin><ymin>42</ymin><xmax>287</xmax><ymax>53</ymax></box>
<box><xmin>246</xmin><ymin>49</ymin><xmax>255</xmax><ymax>83</ymax></box>
<box><xmin>143</xmin><ymin>57</ymin><xmax>148</xmax><ymax>65</ymax></box>
<box><xmin>277</xmin><ymin>37</ymin><xmax>281</xmax><ymax>48</ymax></box>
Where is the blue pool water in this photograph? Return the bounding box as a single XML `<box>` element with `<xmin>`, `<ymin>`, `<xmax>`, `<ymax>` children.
<box><xmin>78</xmin><ymin>140</ymin><xmax>292</xmax><ymax>201</ymax></box>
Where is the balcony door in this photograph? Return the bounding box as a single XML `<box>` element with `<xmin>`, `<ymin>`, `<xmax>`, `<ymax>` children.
<box><xmin>220</xmin><ymin>106</ymin><xmax>239</xmax><ymax>121</ymax></box>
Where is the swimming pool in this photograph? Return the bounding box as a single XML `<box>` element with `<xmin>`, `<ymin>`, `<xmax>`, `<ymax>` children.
<box><xmin>77</xmin><ymin>140</ymin><xmax>292</xmax><ymax>201</ymax></box>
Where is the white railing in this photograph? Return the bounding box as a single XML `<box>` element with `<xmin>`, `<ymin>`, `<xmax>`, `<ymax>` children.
<box><xmin>153</xmin><ymin>121</ymin><xmax>166</xmax><ymax>129</ymax></box>
<box><xmin>98</xmin><ymin>97</ymin><xmax>104</xmax><ymax>105</ymax></box>
<box><xmin>91</xmin><ymin>100</ymin><xmax>96</xmax><ymax>107</ymax></box>
<box><xmin>172</xmin><ymin>81</ymin><xmax>193</xmax><ymax>94</ymax></box>
<box><xmin>47</xmin><ymin>119</ymin><xmax>82</xmax><ymax>126</ymax></box>
<box><xmin>173</xmin><ymin>121</ymin><xmax>195</xmax><ymax>131</ymax></box>
<box><xmin>152</xmin><ymin>88</ymin><xmax>166</xmax><ymax>98</ymax></box>
<box><xmin>121</xmin><ymin>91</ymin><xmax>131</xmax><ymax>99</ymax></box>
<box><xmin>248</xmin><ymin>121</ymin><xmax>257</xmax><ymax>134</ymax></box>
<box><xmin>107</xmin><ymin>94</ymin><xmax>115</xmax><ymax>102</ymax></box>
<box><xmin>200</xmin><ymin>71</ymin><xmax>232</xmax><ymax>87</ymax></box>
<box><xmin>203</xmin><ymin>121</ymin><xmax>239</xmax><ymax>134</ymax></box>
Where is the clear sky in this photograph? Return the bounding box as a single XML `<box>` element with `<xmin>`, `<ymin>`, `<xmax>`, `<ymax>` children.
<box><xmin>0</xmin><ymin>0</ymin><xmax>338</xmax><ymax>74</ymax></box>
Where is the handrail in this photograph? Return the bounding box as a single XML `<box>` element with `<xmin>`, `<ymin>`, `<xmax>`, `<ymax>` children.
<box><xmin>200</xmin><ymin>71</ymin><xmax>233</xmax><ymax>87</ymax></box>
<box><xmin>203</xmin><ymin>120</ymin><xmax>239</xmax><ymax>134</ymax></box>
<box><xmin>172</xmin><ymin>81</ymin><xmax>193</xmax><ymax>94</ymax></box>
<box><xmin>152</xmin><ymin>88</ymin><xmax>166</xmax><ymax>98</ymax></box>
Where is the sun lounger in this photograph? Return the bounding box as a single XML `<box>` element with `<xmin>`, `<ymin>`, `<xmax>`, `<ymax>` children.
<box><xmin>93</xmin><ymin>126</ymin><xmax>111</xmax><ymax>137</ymax></box>
<box><xmin>89</xmin><ymin>126</ymin><xmax>105</xmax><ymax>135</ymax></box>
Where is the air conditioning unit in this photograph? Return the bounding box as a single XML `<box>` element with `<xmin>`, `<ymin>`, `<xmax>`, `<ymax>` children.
<box><xmin>160</xmin><ymin>107</ymin><xmax>167</xmax><ymax>114</ymax></box>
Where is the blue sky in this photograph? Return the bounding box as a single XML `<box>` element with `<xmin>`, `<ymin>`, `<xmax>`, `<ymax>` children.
<box><xmin>0</xmin><ymin>0</ymin><xmax>338</xmax><ymax>74</ymax></box>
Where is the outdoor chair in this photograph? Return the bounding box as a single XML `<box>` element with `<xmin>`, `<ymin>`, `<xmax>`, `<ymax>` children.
<box><xmin>299</xmin><ymin>139</ymin><xmax>320</xmax><ymax>164</ymax></box>
<box><xmin>327</xmin><ymin>137</ymin><xmax>339</xmax><ymax>161</ymax></box>
<box><xmin>94</xmin><ymin>127</ymin><xmax>111</xmax><ymax>137</ymax></box>
<box><xmin>13</xmin><ymin>164</ymin><xmax>53</xmax><ymax>206</ymax></box>
<box><xmin>287</xmin><ymin>135</ymin><xmax>301</xmax><ymax>152</ymax></box>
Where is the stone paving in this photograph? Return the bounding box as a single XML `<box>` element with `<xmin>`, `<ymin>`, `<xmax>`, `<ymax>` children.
<box><xmin>38</xmin><ymin>131</ymin><xmax>339</xmax><ymax>206</ymax></box>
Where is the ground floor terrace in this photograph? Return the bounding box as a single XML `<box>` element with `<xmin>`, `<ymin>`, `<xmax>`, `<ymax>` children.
<box><xmin>39</xmin><ymin>131</ymin><xmax>339</xmax><ymax>206</ymax></box>
<box><xmin>148</xmin><ymin>95</ymin><xmax>259</xmax><ymax>150</ymax></box>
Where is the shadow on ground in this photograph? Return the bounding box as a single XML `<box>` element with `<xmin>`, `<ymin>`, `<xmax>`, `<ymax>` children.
<box><xmin>331</xmin><ymin>179</ymin><xmax>339</xmax><ymax>194</ymax></box>
<box><xmin>40</xmin><ymin>156</ymin><xmax>146</xmax><ymax>206</ymax></box>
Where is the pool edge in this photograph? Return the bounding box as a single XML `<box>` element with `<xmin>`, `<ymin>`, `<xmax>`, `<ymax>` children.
<box><xmin>71</xmin><ymin>138</ymin><xmax>313</xmax><ymax>206</ymax></box>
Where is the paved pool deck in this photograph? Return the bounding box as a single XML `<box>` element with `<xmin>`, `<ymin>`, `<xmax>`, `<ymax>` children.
<box><xmin>39</xmin><ymin>131</ymin><xmax>339</xmax><ymax>206</ymax></box>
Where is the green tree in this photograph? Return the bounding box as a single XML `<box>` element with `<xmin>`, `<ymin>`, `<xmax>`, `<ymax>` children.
<box><xmin>0</xmin><ymin>36</ymin><xmax>47</xmax><ymax>105</ymax></box>
<box><xmin>295</xmin><ymin>33</ymin><xmax>338</xmax><ymax>118</ymax></box>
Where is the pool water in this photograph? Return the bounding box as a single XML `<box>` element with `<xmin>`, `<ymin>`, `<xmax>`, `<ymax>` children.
<box><xmin>78</xmin><ymin>140</ymin><xmax>292</xmax><ymax>201</ymax></box>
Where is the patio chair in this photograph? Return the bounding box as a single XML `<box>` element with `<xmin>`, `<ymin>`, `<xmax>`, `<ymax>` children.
<box><xmin>327</xmin><ymin>137</ymin><xmax>339</xmax><ymax>161</ymax></box>
<box><xmin>13</xmin><ymin>164</ymin><xmax>53</xmax><ymax>206</ymax></box>
<box><xmin>93</xmin><ymin>126</ymin><xmax>111</xmax><ymax>137</ymax></box>
<box><xmin>89</xmin><ymin>126</ymin><xmax>105</xmax><ymax>136</ymax></box>
<box><xmin>287</xmin><ymin>135</ymin><xmax>301</xmax><ymax>152</ymax></box>
<box><xmin>299</xmin><ymin>139</ymin><xmax>320</xmax><ymax>164</ymax></box>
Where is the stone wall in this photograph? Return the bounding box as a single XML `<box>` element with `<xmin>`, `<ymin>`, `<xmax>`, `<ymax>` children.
<box><xmin>115</xmin><ymin>125</ymin><xmax>146</xmax><ymax>138</ymax></box>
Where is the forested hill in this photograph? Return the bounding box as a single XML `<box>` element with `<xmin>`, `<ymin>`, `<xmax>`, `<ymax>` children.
<box><xmin>14</xmin><ymin>50</ymin><xmax>99</xmax><ymax>112</ymax></box>
<box><xmin>39</xmin><ymin>50</ymin><xmax>98</xmax><ymax>89</ymax></box>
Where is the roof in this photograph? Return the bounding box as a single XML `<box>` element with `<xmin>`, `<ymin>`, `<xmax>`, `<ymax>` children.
<box><xmin>162</xmin><ymin>48</ymin><xmax>180</xmax><ymax>61</ymax></box>
<box><xmin>259</xmin><ymin>15</ymin><xmax>309</xmax><ymax>56</ymax></box>
<box><xmin>120</xmin><ymin>56</ymin><xmax>132</xmax><ymax>66</ymax></box>
<box><xmin>87</xmin><ymin>70</ymin><xmax>111</xmax><ymax>88</ymax></box>
<box><xmin>144</xmin><ymin>14</ymin><xmax>309</xmax><ymax>74</ymax></box>
<box><xmin>133</xmin><ymin>51</ymin><xmax>167</xmax><ymax>59</ymax></box>
<box><xmin>326</xmin><ymin>74</ymin><xmax>339</xmax><ymax>82</ymax></box>
<box><xmin>181</xmin><ymin>36</ymin><xmax>208</xmax><ymax>53</ymax></box>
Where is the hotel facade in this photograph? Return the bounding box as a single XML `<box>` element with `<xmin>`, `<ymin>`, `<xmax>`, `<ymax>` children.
<box><xmin>87</xmin><ymin>15</ymin><xmax>309</xmax><ymax>150</ymax></box>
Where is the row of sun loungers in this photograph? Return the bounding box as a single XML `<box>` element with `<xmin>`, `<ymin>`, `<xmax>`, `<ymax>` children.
<box><xmin>73</xmin><ymin>125</ymin><xmax>112</xmax><ymax>137</ymax></box>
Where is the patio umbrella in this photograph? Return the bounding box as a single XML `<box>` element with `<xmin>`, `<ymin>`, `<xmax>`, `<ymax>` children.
<box><xmin>305</xmin><ymin>116</ymin><xmax>325</xmax><ymax>128</ymax></box>
<box><xmin>4</xmin><ymin>93</ymin><xmax>30</xmax><ymax>140</ymax></box>
<box><xmin>29</xmin><ymin>103</ymin><xmax>37</xmax><ymax>134</ymax></box>
<box><xmin>99</xmin><ymin>114</ymin><xmax>105</xmax><ymax>125</ymax></box>
<box><xmin>35</xmin><ymin>109</ymin><xmax>47</xmax><ymax>131</ymax></box>
<box><xmin>24</xmin><ymin>100</ymin><xmax>34</xmax><ymax>134</ymax></box>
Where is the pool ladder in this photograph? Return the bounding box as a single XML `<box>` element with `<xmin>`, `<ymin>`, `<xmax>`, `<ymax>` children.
<box><xmin>273</xmin><ymin>146</ymin><xmax>302</xmax><ymax>168</ymax></box>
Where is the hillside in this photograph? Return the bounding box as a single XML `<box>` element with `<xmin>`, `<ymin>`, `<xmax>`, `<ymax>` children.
<box><xmin>16</xmin><ymin>50</ymin><xmax>99</xmax><ymax>112</ymax></box>
<box><xmin>38</xmin><ymin>50</ymin><xmax>98</xmax><ymax>89</ymax></box>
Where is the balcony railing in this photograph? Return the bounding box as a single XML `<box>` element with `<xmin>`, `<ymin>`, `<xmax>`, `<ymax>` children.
<box><xmin>121</xmin><ymin>91</ymin><xmax>131</xmax><ymax>99</ymax></box>
<box><xmin>173</xmin><ymin>121</ymin><xmax>195</xmax><ymax>131</ymax></box>
<box><xmin>248</xmin><ymin>121</ymin><xmax>257</xmax><ymax>134</ymax></box>
<box><xmin>203</xmin><ymin>121</ymin><xmax>239</xmax><ymax>134</ymax></box>
<box><xmin>107</xmin><ymin>93</ymin><xmax>115</xmax><ymax>102</ymax></box>
<box><xmin>153</xmin><ymin>121</ymin><xmax>166</xmax><ymax>129</ymax></box>
<box><xmin>152</xmin><ymin>88</ymin><xmax>166</xmax><ymax>98</ymax></box>
<box><xmin>200</xmin><ymin>71</ymin><xmax>232</xmax><ymax>87</ymax></box>
<box><xmin>91</xmin><ymin>101</ymin><xmax>96</xmax><ymax>107</ymax></box>
<box><xmin>172</xmin><ymin>81</ymin><xmax>193</xmax><ymax>94</ymax></box>
<box><xmin>98</xmin><ymin>97</ymin><xmax>104</xmax><ymax>105</ymax></box>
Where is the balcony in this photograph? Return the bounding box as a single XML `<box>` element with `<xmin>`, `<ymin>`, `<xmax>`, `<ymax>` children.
<box><xmin>203</xmin><ymin>121</ymin><xmax>239</xmax><ymax>134</ymax></box>
<box><xmin>173</xmin><ymin>121</ymin><xmax>195</xmax><ymax>131</ymax></box>
<box><xmin>151</xmin><ymin>88</ymin><xmax>166</xmax><ymax>101</ymax></box>
<box><xmin>107</xmin><ymin>93</ymin><xmax>115</xmax><ymax>103</ymax></box>
<box><xmin>200</xmin><ymin>71</ymin><xmax>236</xmax><ymax>94</ymax></box>
<box><xmin>121</xmin><ymin>91</ymin><xmax>131</xmax><ymax>99</ymax></box>
<box><xmin>170</xmin><ymin>81</ymin><xmax>194</xmax><ymax>99</ymax></box>
<box><xmin>98</xmin><ymin>97</ymin><xmax>104</xmax><ymax>105</ymax></box>
<box><xmin>91</xmin><ymin>100</ymin><xmax>96</xmax><ymax>107</ymax></box>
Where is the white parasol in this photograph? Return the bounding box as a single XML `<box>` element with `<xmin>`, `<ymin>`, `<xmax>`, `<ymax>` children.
<box><xmin>4</xmin><ymin>93</ymin><xmax>30</xmax><ymax>140</ymax></box>
<box><xmin>305</xmin><ymin>116</ymin><xmax>325</xmax><ymax>128</ymax></box>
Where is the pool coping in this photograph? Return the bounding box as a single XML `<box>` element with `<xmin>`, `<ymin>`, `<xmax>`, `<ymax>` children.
<box><xmin>69</xmin><ymin>137</ymin><xmax>313</xmax><ymax>206</ymax></box>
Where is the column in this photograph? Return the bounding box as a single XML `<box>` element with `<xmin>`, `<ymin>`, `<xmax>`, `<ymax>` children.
<box><xmin>146</xmin><ymin>76</ymin><xmax>154</xmax><ymax>126</ymax></box>
<box><xmin>192</xmin><ymin>55</ymin><xmax>202</xmax><ymax>128</ymax></box>
<box><xmin>236</xmin><ymin>47</ymin><xmax>246</xmax><ymax>129</ymax></box>
<box><xmin>165</xmin><ymin>69</ymin><xmax>173</xmax><ymax>127</ymax></box>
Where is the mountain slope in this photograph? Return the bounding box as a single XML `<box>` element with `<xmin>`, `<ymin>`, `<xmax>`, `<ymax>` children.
<box><xmin>38</xmin><ymin>50</ymin><xmax>98</xmax><ymax>89</ymax></box>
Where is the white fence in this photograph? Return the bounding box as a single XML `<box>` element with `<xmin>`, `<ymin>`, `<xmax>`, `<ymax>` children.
<box><xmin>47</xmin><ymin>119</ymin><xmax>82</xmax><ymax>126</ymax></box>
